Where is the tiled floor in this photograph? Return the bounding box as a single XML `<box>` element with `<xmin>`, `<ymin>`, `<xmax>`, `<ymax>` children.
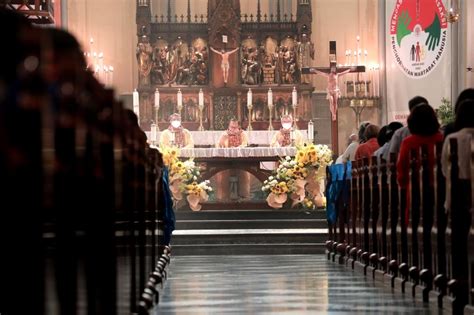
<box><xmin>155</xmin><ymin>255</ymin><xmax>436</xmax><ymax>314</ymax></box>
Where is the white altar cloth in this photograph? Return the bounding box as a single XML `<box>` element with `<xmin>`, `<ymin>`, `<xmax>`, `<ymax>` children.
<box><xmin>179</xmin><ymin>146</ymin><xmax>297</xmax><ymax>158</ymax></box>
<box><xmin>146</xmin><ymin>130</ymin><xmax>308</xmax><ymax>146</ymax></box>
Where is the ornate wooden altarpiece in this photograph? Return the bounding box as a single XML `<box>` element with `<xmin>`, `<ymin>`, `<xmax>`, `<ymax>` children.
<box><xmin>135</xmin><ymin>0</ymin><xmax>315</xmax><ymax>132</ymax></box>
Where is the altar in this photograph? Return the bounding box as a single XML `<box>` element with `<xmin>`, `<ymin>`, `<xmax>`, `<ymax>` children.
<box><xmin>180</xmin><ymin>147</ymin><xmax>298</xmax><ymax>210</ymax></box>
<box><xmin>148</xmin><ymin>130</ymin><xmax>308</xmax><ymax>147</ymax></box>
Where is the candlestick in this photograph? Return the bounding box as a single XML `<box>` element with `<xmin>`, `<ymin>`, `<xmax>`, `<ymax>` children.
<box><xmin>246</xmin><ymin>89</ymin><xmax>253</xmax><ymax>131</ymax></box>
<box><xmin>292</xmin><ymin>86</ymin><xmax>297</xmax><ymax>106</ymax></box>
<box><xmin>307</xmin><ymin>120</ymin><xmax>314</xmax><ymax>143</ymax></box>
<box><xmin>150</xmin><ymin>123</ymin><xmax>157</xmax><ymax>144</ymax></box>
<box><xmin>177</xmin><ymin>88</ymin><xmax>183</xmax><ymax>114</ymax></box>
<box><xmin>267</xmin><ymin>88</ymin><xmax>273</xmax><ymax>131</ymax></box>
<box><xmin>133</xmin><ymin>89</ymin><xmax>140</xmax><ymax>125</ymax></box>
<box><xmin>154</xmin><ymin>88</ymin><xmax>160</xmax><ymax>130</ymax></box>
<box><xmin>198</xmin><ymin>88</ymin><xmax>204</xmax><ymax>131</ymax></box>
<box><xmin>198</xmin><ymin>89</ymin><xmax>204</xmax><ymax>107</ymax></box>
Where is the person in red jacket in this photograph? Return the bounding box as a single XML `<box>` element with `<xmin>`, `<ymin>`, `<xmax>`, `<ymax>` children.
<box><xmin>397</xmin><ymin>103</ymin><xmax>443</xmax><ymax>224</ymax></box>
<box><xmin>354</xmin><ymin>124</ymin><xmax>380</xmax><ymax>160</ymax></box>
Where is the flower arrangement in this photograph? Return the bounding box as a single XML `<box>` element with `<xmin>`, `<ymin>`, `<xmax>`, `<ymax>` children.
<box><xmin>160</xmin><ymin>147</ymin><xmax>212</xmax><ymax>211</ymax></box>
<box><xmin>262</xmin><ymin>144</ymin><xmax>332</xmax><ymax>209</ymax></box>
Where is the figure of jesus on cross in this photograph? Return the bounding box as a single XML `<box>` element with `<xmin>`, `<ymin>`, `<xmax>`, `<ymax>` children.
<box><xmin>210</xmin><ymin>46</ymin><xmax>239</xmax><ymax>84</ymax></box>
<box><xmin>308</xmin><ymin>63</ymin><xmax>357</xmax><ymax>121</ymax></box>
<box><xmin>302</xmin><ymin>41</ymin><xmax>365</xmax><ymax>121</ymax></box>
<box><xmin>302</xmin><ymin>41</ymin><xmax>365</xmax><ymax>154</ymax></box>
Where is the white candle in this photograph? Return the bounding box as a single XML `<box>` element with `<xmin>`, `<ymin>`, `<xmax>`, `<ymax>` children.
<box><xmin>155</xmin><ymin>88</ymin><xmax>160</xmax><ymax>108</ymax></box>
<box><xmin>268</xmin><ymin>88</ymin><xmax>273</xmax><ymax>106</ymax></box>
<box><xmin>133</xmin><ymin>89</ymin><xmax>140</xmax><ymax>123</ymax></box>
<box><xmin>292</xmin><ymin>86</ymin><xmax>297</xmax><ymax>106</ymax></box>
<box><xmin>177</xmin><ymin>89</ymin><xmax>183</xmax><ymax>109</ymax></box>
<box><xmin>307</xmin><ymin>120</ymin><xmax>314</xmax><ymax>142</ymax></box>
<box><xmin>150</xmin><ymin>123</ymin><xmax>157</xmax><ymax>142</ymax></box>
<box><xmin>247</xmin><ymin>88</ymin><xmax>252</xmax><ymax>106</ymax></box>
<box><xmin>198</xmin><ymin>89</ymin><xmax>204</xmax><ymax>107</ymax></box>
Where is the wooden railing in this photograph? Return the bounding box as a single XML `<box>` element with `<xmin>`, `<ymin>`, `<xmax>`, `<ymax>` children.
<box><xmin>326</xmin><ymin>140</ymin><xmax>473</xmax><ymax>314</ymax></box>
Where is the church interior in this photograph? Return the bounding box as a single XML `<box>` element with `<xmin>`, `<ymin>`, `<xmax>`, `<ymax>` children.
<box><xmin>0</xmin><ymin>0</ymin><xmax>473</xmax><ymax>314</ymax></box>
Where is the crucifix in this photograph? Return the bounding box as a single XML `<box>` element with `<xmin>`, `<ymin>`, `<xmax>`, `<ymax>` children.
<box><xmin>302</xmin><ymin>41</ymin><xmax>365</xmax><ymax>154</ymax></box>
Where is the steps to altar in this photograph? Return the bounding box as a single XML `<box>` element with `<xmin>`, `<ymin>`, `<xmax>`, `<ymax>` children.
<box><xmin>171</xmin><ymin>209</ymin><xmax>328</xmax><ymax>255</ymax></box>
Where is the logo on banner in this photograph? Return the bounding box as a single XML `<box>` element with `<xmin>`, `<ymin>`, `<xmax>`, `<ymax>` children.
<box><xmin>390</xmin><ymin>0</ymin><xmax>448</xmax><ymax>78</ymax></box>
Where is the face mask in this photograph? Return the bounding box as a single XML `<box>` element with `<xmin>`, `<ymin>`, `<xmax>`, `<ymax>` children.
<box><xmin>171</xmin><ymin>120</ymin><xmax>181</xmax><ymax>128</ymax></box>
<box><xmin>282</xmin><ymin>123</ymin><xmax>292</xmax><ymax>130</ymax></box>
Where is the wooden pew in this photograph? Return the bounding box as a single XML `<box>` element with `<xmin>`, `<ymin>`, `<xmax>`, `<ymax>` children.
<box><xmin>347</xmin><ymin>160</ymin><xmax>361</xmax><ymax>269</ymax></box>
<box><xmin>354</xmin><ymin>158</ymin><xmax>371</xmax><ymax>275</ymax></box>
<box><xmin>395</xmin><ymin>154</ymin><xmax>409</xmax><ymax>293</ymax></box>
<box><xmin>414</xmin><ymin>145</ymin><xmax>435</xmax><ymax>302</ymax></box>
<box><xmin>367</xmin><ymin>156</ymin><xmax>380</xmax><ymax>278</ymax></box>
<box><xmin>375</xmin><ymin>157</ymin><xmax>390</xmax><ymax>282</ymax></box>
<box><xmin>443</xmin><ymin>138</ymin><xmax>471</xmax><ymax>313</ymax></box>
<box><xmin>465</xmin><ymin>137</ymin><xmax>474</xmax><ymax>314</ymax></box>
<box><xmin>430</xmin><ymin>142</ymin><xmax>448</xmax><ymax>307</ymax></box>
<box><xmin>386</xmin><ymin>153</ymin><xmax>400</xmax><ymax>287</ymax></box>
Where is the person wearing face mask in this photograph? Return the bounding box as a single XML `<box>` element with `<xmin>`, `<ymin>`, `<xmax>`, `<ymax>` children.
<box><xmin>270</xmin><ymin>115</ymin><xmax>303</xmax><ymax>147</ymax></box>
<box><xmin>215</xmin><ymin>119</ymin><xmax>250</xmax><ymax>200</ymax></box>
<box><xmin>217</xmin><ymin>118</ymin><xmax>248</xmax><ymax>148</ymax></box>
<box><xmin>159</xmin><ymin>113</ymin><xmax>194</xmax><ymax>148</ymax></box>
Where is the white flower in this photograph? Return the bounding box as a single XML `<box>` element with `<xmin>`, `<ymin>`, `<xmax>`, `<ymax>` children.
<box><xmin>269</xmin><ymin>176</ymin><xmax>274</xmax><ymax>181</ymax></box>
<box><xmin>286</xmin><ymin>156</ymin><xmax>291</xmax><ymax>161</ymax></box>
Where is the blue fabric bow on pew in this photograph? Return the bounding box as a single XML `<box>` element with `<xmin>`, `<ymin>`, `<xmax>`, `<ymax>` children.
<box><xmin>326</xmin><ymin>162</ymin><xmax>352</xmax><ymax>224</ymax></box>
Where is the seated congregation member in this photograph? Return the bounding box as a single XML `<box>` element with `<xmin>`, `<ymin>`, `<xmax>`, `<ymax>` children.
<box><xmin>217</xmin><ymin>118</ymin><xmax>248</xmax><ymax>148</ymax></box>
<box><xmin>270</xmin><ymin>115</ymin><xmax>303</xmax><ymax>147</ymax></box>
<box><xmin>441</xmin><ymin>99</ymin><xmax>474</xmax><ymax>209</ymax></box>
<box><xmin>397</xmin><ymin>103</ymin><xmax>443</xmax><ymax>191</ymax></box>
<box><xmin>335</xmin><ymin>133</ymin><xmax>358</xmax><ymax>164</ymax></box>
<box><xmin>383</xmin><ymin>95</ymin><xmax>428</xmax><ymax>161</ymax></box>
<box><xmin>159</xmin><ymin>113</ymin><xmax>194</xmax><ymax>148</ymax></box>
<box><xmin>373</xmin><ymin>121</ymin><xmax>403</xmax><ymax>161</ymax></box>
<box><xmin>354</xmin><ymin>124</ymin><xmax>380</xmax><ymax>160</ymax></box>
<box><xmin>443</xmin><ymin>88</ymin><xmax>474</xmax><ymax>138</ymax></box>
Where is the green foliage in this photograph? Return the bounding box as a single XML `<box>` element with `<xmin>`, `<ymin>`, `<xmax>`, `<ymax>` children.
<box><xmin>436</xmin><ymin>97</ymin><xmax>455</xmax><ymax>126</ymax></box>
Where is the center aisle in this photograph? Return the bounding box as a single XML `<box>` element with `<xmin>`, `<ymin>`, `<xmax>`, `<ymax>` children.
<box><xmin>154</xmin><ymin>255</ymin><xmax>434</xmax><ymax>314</ymax></box>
